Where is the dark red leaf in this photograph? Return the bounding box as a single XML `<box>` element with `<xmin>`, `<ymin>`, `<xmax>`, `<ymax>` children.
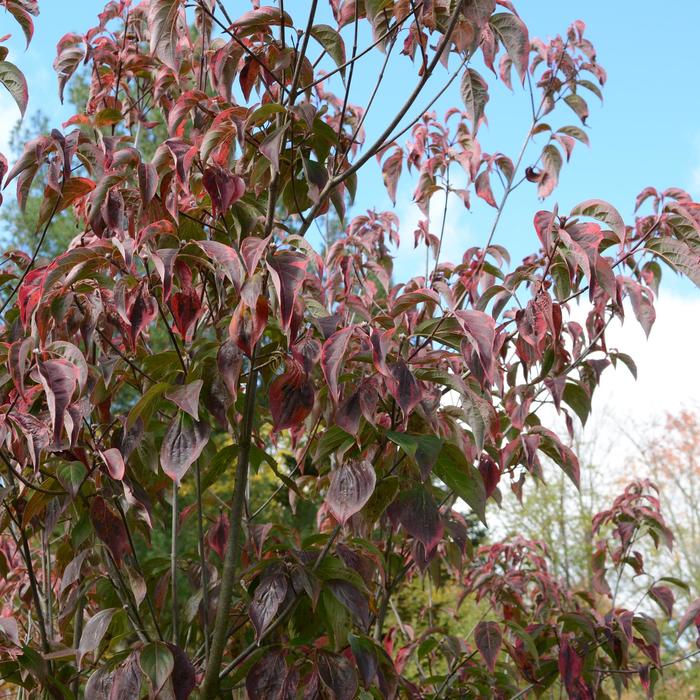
<box><xmin>474</xmin><ymin>621</ymin><xmax>502</xmax><ymax>672</ymax></box>
<box><xmin>202</xmin><ymin>165</ymin><xmax>244</xmax><ymax>217</ymax></box>
<box><xmin>169</xmin><ymin>289</ymin><xmax>203</xmax><ymax>342</ymax></box>
<box><xmin>90</xmin><ymin>496</ymin><xmax>129</xmax><ymax>565</ymax></box>
<box><xmin>269</xmin><ymin>363</ymin><xmax>314</xmax><ymax>431</ymax></box>
<box><xmin>266</xmin><ymin>251</ymin><xmax>306</xmax><ymax>332</ymax></box>
<box><xmin>328</xmin><ymin>579</ymin><xmax>370</xmax><ymax>630</ymax></box>
<box><xmin>207</xmin><ymin>514</ymin><xmax>229</xmax><ymax>559</ymax></box>
<box><xmin>217</xmin><ymin>340</ymin><xmax>243</xmax><ymax>401</ymax></box>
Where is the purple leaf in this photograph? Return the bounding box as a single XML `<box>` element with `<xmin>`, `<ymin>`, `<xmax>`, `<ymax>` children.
<box><xmin>328</xmin><ymin>579</ymin><xmax>370</xmax><ymax>630</ymax></box>
<box><xmin>393</xmin><ymin>486</ymin><xmax>443</xmax><ymax>553</ymax></box>
<box><xmin>246</xmin><ymin>650</ymin><xmax>287</xmax><ymax>700</ymax></box>
<box><xmin>37</xmin><ymin>358</ymin><xmax>79</xmax><ymax>445</ymax></box>
<box><xmin>160</xmin><ymin>413</ymin><xmax>210</xmax><ymax>484</ymax></box>
<box><xmin>165</xmin><ymin>380</ymin><xmax>203</xmax><ymax>420</ymax></box>
<box><xmin>249</xmin><ymin>570</ymin><xmax>288</xmax><ymax>640</ymax></box>
<box><xmin>326</xmin><ymin>460</ymin><xmax>376</xmax><ymax>525</ymax></box>
<box><xmin>269</xmin><ymin>363</ymin><xmax>314</xmax><ymax>431</ymax></box>
<box><xmin>317</xmin><ymin>651</ymin><xmax>358</xmax><ymax>700</ymax></box>
<box><xmin>321</xmin><ymin>326</ymin><xmax>354</xmax><ymax>404</ymax></box>
<box><xmin>217</xmin><ymin>340</ymin><xmax>243</xmax><ymax>401</ymax></box>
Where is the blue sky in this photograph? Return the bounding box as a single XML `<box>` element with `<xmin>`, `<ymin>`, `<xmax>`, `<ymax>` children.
<box><xmin>2</xmin><ymin>2</ymin><xmax>699</xmax><ymax>453</ymax></box>
<box><xmin>2</xmin><ymin>1</ymin><xmax>700</xmax><ymax>299</ymax></box>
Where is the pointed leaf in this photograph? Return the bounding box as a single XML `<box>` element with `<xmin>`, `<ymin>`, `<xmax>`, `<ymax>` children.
<box><xmin>165</xmin><ymin>380</ymin><xmax>203</xmax><ymax>420</ymax></box>
<box><xmin>475</xmin><ymin>621</ymin><xmax>502</xmax><ymax>672</ymax></box>
<box><xmin>326</xmin><ymin>459</ymin><xmax>376</xmax><ymax>525</ymax></box>
<box><xmin>322</xmin><ymin>326</ymin><xmax>354</xmax><ymax>404</ymax></box>
<box><xmin>249</xmin><ymin>572</ymin><xmax>288</xmax><ymax>640</ymax></box>
<box><xmin>78</xmin><ymin>608</ymin><xmax>118</xmax><ymax>666</ymax></box>
<box><xmin>160</xmin><ymin>413</ymin><xmax>210</xmax><ymax>484</ymax></box>
<box><xmin>0</xmin><ymin>61</ymin><xmax>28</xmax><ymax>116</ymax></box>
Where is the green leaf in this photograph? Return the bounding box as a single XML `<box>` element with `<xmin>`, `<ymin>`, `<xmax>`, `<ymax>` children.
<box><xmin>434</xmin><ymin>443</ymin><xmax>487</xmax><ymax>524</ymax></box>
<box><xmin>387</xmin><ymin>431</ymin><xmax>443</xmax><ymax>480</ymax></box>
<box><xmin>310</xmin><ymin>25</ymin><xmax>346</xmax><ymax>79</ymax></box>
<box><xmin>139</xmin><ymin>641</ymin><xmax>174</xmax><ymax>696</ymax></box>
<box><xmin>0</xmin><ymin>61</ymin><xmax>28</xmax><ymax>116</ymax></box>
<box><xmin>570</xmin><ymin>199</ymin><xmax>626</xmax><ymax>243</ymax></box>
<box><xmin>126</xmin><ymin>382</ymin><xmax>169</xmax><ymax>428</ymax></box>
<box><xmin>562</xmin><ymin>382</ymin><xmax>591</xmax><ymax>426</ymax></box>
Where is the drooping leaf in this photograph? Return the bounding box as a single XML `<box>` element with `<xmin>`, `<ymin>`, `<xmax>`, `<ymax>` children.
<box><xmin>165</xmin><ymin>380</ymin><xmax>203</xmax><ymax>420</ymax></box>
<box><xmin>434</xmin><ymin>443</ymin><xmax>487</xmax><ymax>524</ymax></box>
<box><xmin>139</xmin><ymin>641</ymin><xmax>174</xmax><ymax>696</ymax></box>
<box><xmin>460</xmin><ymin>68</ymin><xmax>489</xmax><ymax>132</ymax></box>
<box><xmin>266</xmin><ymin>251</ymin><xmax>306</xmax><ymax>332</ymax></box>
<box><xmin>322</xmin><ymin>326</ymin><xmax>354</xmax><ymax>404</ymax></box>
<box><xmin>326</xmin><ymin>460</ymin><xmax>376</xmax><ymax>525</ymax></box>
<box><xmin>101</xmin><ymin>447</ymin><xmax>125</xmax><ymax>481</ymax></box>
<box><xmin>677</xmin><ymin>598</ymin><xmax>700</xmax><ymax>638</ymax></box>
<box><xmin>393</xmin><ymin>486</ymin><xmax>443</xmax><ymax>553</ymax></box>
<box><xmin>269</xmin><ymin>364</ymin><xmax>314</xmax><ymax>431</ymax></box>
<box><xmin>490</xmin><ymin>13</ymin><xmax>529</xmax><ymax>83</ymax></box>
<box><xmin>328</xmin><ymin>579</ymin><xmax>370</xmax><ymax>630</ymax></box>
<box><xmin>475</xmin><ymin>621</ymin><xmax>502</xmax><ymax>672</ymax></box>
<box><xmin>148</xmin><ymin>0</ymin><xmax>182</xmax><ymax>71</ymax></box>
<box><xmin>0</xmin><ymin>60</ymin><xmax>28</xmax><ymax>116</ymax></box>
<box><xmin>570</xmin><ymin>199</ymin><xmax>626</xmax><ymax>244</ymax></box>
<box><xmin>310</xmin><ymin>25</ymin><xmax>346</xmax><ymax>78</ymax></box>
<box><xmin>90</xmin><ymin>496</ymin><xmax>130</xmax><ymax>565</ymax></box>
<box><xmin>37</xmin><ymin>358</ymin><xmax>78</xmax><ymax>445</ymax></box>
<box><xmin>387</xmin><ymin>431</ymin><xmax>443</xmax><ymax>481</ymax></box>
<box><xmin>160</xmin><ymin>413</ymin><xmax>210</xmax><ymax>484</ymax></box>
<box><xmin>317</xmin><ymin>651</ymin><xmax>358</xmax><ymax>700</ymax></box>
<box><xmin>246</xmin><ymin>650</ymin><xmax>287</xmax><ymax>700</ymax></box>
<box><xmin>249</xmin><ymin>571</ymin><xmax>288</xmax><ymax>640</ymax></box>
<box><xmin>78</xmin><ymin>608</ymin><xmax>118</xmax><ymax>666</ymax></box>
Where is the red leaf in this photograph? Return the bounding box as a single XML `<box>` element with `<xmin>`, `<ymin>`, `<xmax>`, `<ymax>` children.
<box><xmin>148</xmin><ymin>0</ymin><xmax>183</xmax><ymax>71</ymax></box>
<box><xmin>169</xmin><ymin>289</ymin><xmax>203</xmax><ymax>342</ymax></box>
<box><xmin>475</xmin><ymin>169</ymin><xmax>497</xmax><ymax>207</ymax></box>
<box><xmin>207</xmin><ymin>514</ymin><xmax>229</xmax><ymax>559</ymax></box>
<box><xmin>90</xmin><ymin>496</ymin><xmax>129</xmax><ymax>565</ymax></box>
<box><xmin>321</xmin><ymin>326</ymin><xmax>354</xmax><ymax>405</ymax></box>
<box><xmin>326</xmin><ymin>460</ymin><xmax>376</xmax><ymax>525</ymax></box>
<box><xmin>678</xmin><ymin>597</ymin><xmax>700</xmax><ymax>638</ymax></box>
<box><xmin>490</xmin><ymin>12</ymin><xmax>529</xmax><ymax>83</ymax></box>
<box><xmin>558</xmin><ymin>635</ymin><xmax>584</xmax><ymax>697</ymax></box>
<box><xmin>101</xmin><ymin>447</ymin><xmax>125</xmax><ymax>481</ymax></box>
<box><xmin>197</xmin><ymin>240</ymin><xmax>244</xmax><ymax>290</ymax></box>
<box><xmin>269</xmin><ymin>363</ymin><xmax>314</xmax><ymax>431</ymax></box>
<box><xmin>649</xmin><ymin>585</ymin><xmax>674</xmax><ymax>618</ymax></box>
<box><xmin>388</xmin><ymin>360</ymin><xmax>422</xmax><ymax>417</ymax></box>
<box><xmin>380</xmin><ymin>147</ymin><xmax>403</xmax><ymax>205</ymax></box>
<box><xmin>160</xmin><ymin>413</ymin><xmax>210</xmax><ymax>484</ymax></box>
<box><xmin>202</xmin><ymin>165</ymin><xmax>244</xmax><ymax>217</ymax></box>
<box><xmin>266</xmin><ymin>251</ymin><xmax>306</xmax><ymax>332</ymax></box>
<box><xmin>474</xmin><ymin>621</ymin><xmax>502</xmax><ymax>672</ymax></box>
<box><xmin>138</xmin><ymin>162</ymin><xmax>158</xmax><ymax>206</ymax></box>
